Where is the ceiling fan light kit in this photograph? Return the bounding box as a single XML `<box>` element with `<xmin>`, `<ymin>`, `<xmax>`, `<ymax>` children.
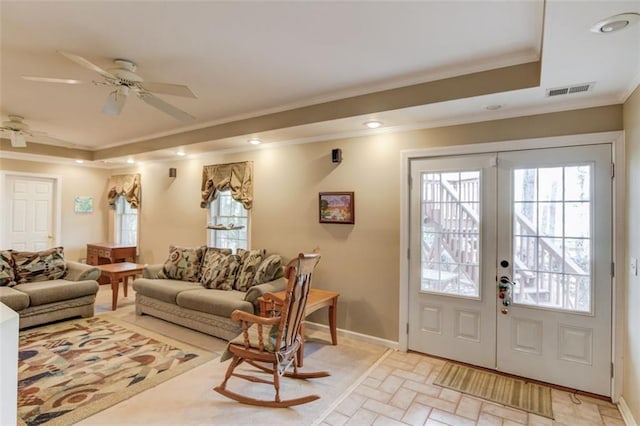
<box><xmin>21</xmin><ymin>51</ymin><xmax>197</xmax><ymax>121</ymax></box>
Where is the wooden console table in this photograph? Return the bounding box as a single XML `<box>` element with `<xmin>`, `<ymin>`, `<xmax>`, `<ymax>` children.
<box><xmin>86</xmin><ymin>243</ymin><xmax>137</xmax><ymax>285</ymax></box>
<box><xmin>96</xmin><ymin>262</ymin><xmax>144</xmax><ymax>311</ymax></box>
<box><xmin>259</xmin><ymin>288</ymin><xmax>339</xmax><ymax>366</ymax></box>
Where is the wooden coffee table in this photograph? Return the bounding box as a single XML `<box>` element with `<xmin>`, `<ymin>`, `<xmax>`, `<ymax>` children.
<box><xmin>96</xmin><ymin>262</ymin><xmax>144</xmax><ymax>310</ymax></box>
<box><xmin>259</xmin><ymin>288</ymin><xmax>339</xmax><ymax>366</ymax></box>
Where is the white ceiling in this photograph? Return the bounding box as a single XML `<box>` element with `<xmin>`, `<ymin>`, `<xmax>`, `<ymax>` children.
<box><xmin>1</xmin><ymin>0</ymin><xmax>639</xmax><ymax>163</ymax></box>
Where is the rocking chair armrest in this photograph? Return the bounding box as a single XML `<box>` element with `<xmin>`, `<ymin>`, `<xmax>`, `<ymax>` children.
<box><xmin>231</xmin><ymin>309</ymin><xmax>281</xmax><ymax>325</ymax></box>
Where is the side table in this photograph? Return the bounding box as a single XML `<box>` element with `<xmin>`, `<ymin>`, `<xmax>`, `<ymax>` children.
<box><xmin>258</xmin><ymin>288</ymin><xmax>339</xmax><ymax>366</ymax></box>
<box><xmin>96</xmin><ymin>262</ymin><xmax>144</xmax><ymax>310</ymax></box>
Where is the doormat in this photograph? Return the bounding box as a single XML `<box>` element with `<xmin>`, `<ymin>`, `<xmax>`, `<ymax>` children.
<box><xmin>433</xmin><ymin>362</ymin><xmax>554</xmax><ymax>419</ymax></box>
<box><xmin>17</xmin><ymin>316</ymin><xmax>217</xmax><ymax>426</ymax></box>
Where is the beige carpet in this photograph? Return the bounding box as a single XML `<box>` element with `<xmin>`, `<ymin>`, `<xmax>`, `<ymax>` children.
<box><xmin>69</xmin><ymin>284</ymin><xmax>388</xmax><ymax>425</ymax></box>
<box><xmin>433</xmin><ymin>362</ymin><xmax>554</xmax><ymax>419</ymax></box>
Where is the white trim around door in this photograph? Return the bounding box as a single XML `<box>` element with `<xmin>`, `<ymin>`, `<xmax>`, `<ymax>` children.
<box><xmin>399</xmin><ymin>130</ymin><xmax>625</xmax><ymax>402</ymax></box>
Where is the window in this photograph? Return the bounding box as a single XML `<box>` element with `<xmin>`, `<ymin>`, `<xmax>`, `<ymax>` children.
<box><xmin>208</xmin><ymin>191</ymin><xmax>249</xmax><ymax>250</ymax></box>
<box><xmin>114</xmin><ymin>195</ymin><xmax>138</xmax><ymax>246</ymax></box>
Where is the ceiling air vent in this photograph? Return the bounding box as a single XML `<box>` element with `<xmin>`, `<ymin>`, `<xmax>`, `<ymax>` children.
<box><xmin>546</xmin><ymin>82</ymin><xmax>595</xmax><ymax>97</ymax></box>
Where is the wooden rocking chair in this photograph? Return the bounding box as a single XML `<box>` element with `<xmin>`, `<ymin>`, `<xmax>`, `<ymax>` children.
<box><xmin>214</xmin><ymin>252</ymin><xmax>330</xmax><ymax>407</ymax></box>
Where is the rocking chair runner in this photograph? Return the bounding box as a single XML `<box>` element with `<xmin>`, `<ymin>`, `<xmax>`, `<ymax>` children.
<box><xmin>214</xmin><ymin>252</ymin><xmax>330</xmax><ymax>407</ymax></box>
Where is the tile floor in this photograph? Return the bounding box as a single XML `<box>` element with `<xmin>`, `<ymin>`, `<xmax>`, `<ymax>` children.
<box><xmin>318</xmin><ymin>350</ymin><xmax>625</xmax><ymax>426</ymax></box>
<box><xmin>94</xmin><ymin>283</ymin><xmax>625</xmax><ymax>426</ymax></box>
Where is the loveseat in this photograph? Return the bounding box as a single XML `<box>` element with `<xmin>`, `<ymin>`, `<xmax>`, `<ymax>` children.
<box><xmin>133</xmin><ymin>246</ymin><xmax>287</xmax><ymax>341</ymax></box>
<box><xmin>0</xmin><ymin>247</ymin><xmax>100</xmax><ymax>329</ymax></box>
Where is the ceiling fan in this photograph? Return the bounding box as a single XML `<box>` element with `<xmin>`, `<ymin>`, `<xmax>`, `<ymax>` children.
<box><xmin>0</xmin><ymin>115</ymin><xmax>70</xmax><ymax>148</ymax></box>
<box><xmin>23</xmin><ymin>51</ymin><xmax>197</xmax><ymax>122</ymax></box>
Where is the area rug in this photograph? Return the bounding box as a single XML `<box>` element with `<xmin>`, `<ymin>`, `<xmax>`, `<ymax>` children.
<box><xmin>17</xmin><ymin>316</ymin><xmax>217</xmax><ymax>426</ymax></box>
<box><xmin>434</xmin><ymin>362</ymin><xmax>554</xmax><ymax>419</ymax></box>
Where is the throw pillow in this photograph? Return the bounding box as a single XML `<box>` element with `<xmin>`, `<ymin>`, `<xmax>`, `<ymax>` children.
<box><xmin>12</xmin><ymin>247</ymin><xmax>66</xmax><ymax>285</ymax></box>
<box><xmin>234</xmin><ymin>248</ymin><xmax>266</xmax><ymax>292</ymax></box>
<box><xmin>200</xmin><ymin>250</ymin><xmax>230</xmax><ymax>289</ymax></box>
<box><xmin>221</xmin><ymin>254</ymin><xmax>243</xmax><ymax>290</ymax></box>
<box><xmin>0</xmin><ymin>250</ymin><xmax>15</xmax><ymax>287</ymax></box>
<box><xmin>252</xmin><ymin>254</ymin><xmax>283</xmax><ymax>285</ymax></box>
<box><xmin>160</xmin><ymin>245</ymin><xmax>206</xmax><ymax>282</ymax></box>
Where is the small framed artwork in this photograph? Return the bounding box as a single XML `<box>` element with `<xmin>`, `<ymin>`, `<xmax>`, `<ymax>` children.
<box><xmin>319</xmin><ymin>192</ymin><xmax>355</xmax><ymax>224</ymax></box>
<box><xmin>74</xmin><ymin>196</ymin><xmax>93</xmax><ymax>213</ymax></box>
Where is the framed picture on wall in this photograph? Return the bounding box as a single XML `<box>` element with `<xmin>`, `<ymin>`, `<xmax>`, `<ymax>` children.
<box><xmin>74</xmin><ymin>196</ymin><xmax>93</xmax><ymax>213</ymax></box>
<box><xmin>319</xmin><ymin>192</ymin><xmax>354</xmax><ymax>224</ymax></box>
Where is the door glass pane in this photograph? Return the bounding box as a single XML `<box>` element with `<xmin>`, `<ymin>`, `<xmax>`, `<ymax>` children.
<box><xmin>512</xmin><ymin>165</ymin><xmax>592</xmax><ymax>312</ymax></box>
<box><xmin>421</xmin><ymin>170</ymin><xmax>481</xmax><ymax>298</ymax></box>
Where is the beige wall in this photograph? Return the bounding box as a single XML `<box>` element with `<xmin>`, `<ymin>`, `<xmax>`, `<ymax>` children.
<box><xmin>0</xmin><ymin>159</ymin><xmax>111</xmax><ymax>262</ymax></box>
<box><xmin>623</xmin><ymin>85</ymin><xmax>640</xmax><ymax>419</ymax></box>
<box><xmin>106</xmin><ymin>105</ymin><xmax>622</xmax><ymax>342</ymax></box>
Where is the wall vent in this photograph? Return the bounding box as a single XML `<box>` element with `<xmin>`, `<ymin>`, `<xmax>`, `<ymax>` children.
<box><xmin>546</xmin><ymin>82</ymin><xmax>595</xmax><ymax>97</ymax></box>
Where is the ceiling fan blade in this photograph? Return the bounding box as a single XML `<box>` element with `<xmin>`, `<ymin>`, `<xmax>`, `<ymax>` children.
<box><xmin>141</xmin><ymin>82</ymin><xmax>197</xmax><ymax>98</ymax></box>
<box><xmin>22</xmin><ymin>76</ymin><xmax>83</xmax><ymax>84</ymax></box>
<box><xmin>58</xmin><ymin>51</ymin><xmax>114</xmax><ymax>79</ymax></box>
<box><xmin>10</xmin><ymin>131</ymin><xmax>27</xmax><ymax>148</ymax></box>
<box><xmin>102</xmin><ymin>90</ymin><xmax>127</xmax><ymax>115</ymax></box>
<box><xmin>138</xmin><ymin>92</ymin><xmax>195</xmax><ymax>122</ymax></box>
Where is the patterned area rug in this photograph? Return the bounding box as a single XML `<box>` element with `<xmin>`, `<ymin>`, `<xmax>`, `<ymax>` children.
<box><xmin>17</xmin><ymin>316</ymin><xmax>217</xmax><ymax>426</ymax></box>
<box><xmin>434</xmin><ymin>362</ymin><xmax>554</xmax><ymax>419</ymax></box>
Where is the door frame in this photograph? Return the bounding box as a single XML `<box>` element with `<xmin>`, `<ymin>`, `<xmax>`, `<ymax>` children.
<box><xmin>399</xmin><ymin>130</ymin><xmax>625</xmax><ymax>402</ymax></box>
<box><xmin>0</xmin><ymin>171</ymin><xmax>63</xmax><ymax>249</ymax></box>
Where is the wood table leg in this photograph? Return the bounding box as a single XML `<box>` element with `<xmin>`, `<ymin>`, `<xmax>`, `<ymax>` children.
<box><xmin>123</xmin><ymin>275</ymin><xmax>129</xmax><ymax>297</ymax></box>
<box><xmin>111</xmin><ymin>275</ymin><xmax>119</xmax><ymax>311</ymax></box>
<box><xmin>329</xmin><ymin>296</ymin><xmax>338</xmax><ymax>345</ymax></box>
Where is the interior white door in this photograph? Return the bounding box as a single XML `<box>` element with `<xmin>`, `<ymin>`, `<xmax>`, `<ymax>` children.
<box><xmin>408</xmin><ymin>154</ymin><xmax>497</xmax><ymax>368</ymax></box>
<box><xmin>407</xmin><ymin>144</ymin><xmax>612</xmax><ymax>396</ymax></box>
<box><xmin>496</xmin><ymin>144</ymin><xmax>612</xmax><ymax>396</ymax></box>
<box><xmin>4</xmin><ymin>175</ymin><xmax>55</xmax><ymax>251</ymax></box>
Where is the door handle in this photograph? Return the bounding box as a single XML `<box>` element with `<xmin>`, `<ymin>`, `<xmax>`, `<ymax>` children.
<box><xmin>48</xmin><ymin>234</ymin><xmax>54</xmax><ymax>239</ymax></box>
<box><xmin>498</xmin><ymin>276</ymin><xmax>517</xmax><ymax>313</ymax></box>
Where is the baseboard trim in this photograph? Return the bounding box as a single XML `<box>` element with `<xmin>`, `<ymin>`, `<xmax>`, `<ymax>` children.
<box><xmin>305</xmin><ymin>321</ymin><xmax>399</xmax><ymax>350</ymax></box>
<box><xmin>619</xmin><ymin>397</ymin><xmax>638</xmax><ymax>426</ymax></box>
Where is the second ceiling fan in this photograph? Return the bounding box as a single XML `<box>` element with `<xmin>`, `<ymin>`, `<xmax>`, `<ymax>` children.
<box><xmin>23</xmin><ymin>51</ymin><xmax>197</xmax><ymax>122</ymax></box>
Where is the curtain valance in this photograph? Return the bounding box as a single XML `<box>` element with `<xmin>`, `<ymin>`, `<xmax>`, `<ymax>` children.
<box><xmin>200</xmin><ymin>161</ymin><xmax>253</xmax><ymax>209</ymax></box>
<box><xmin>107</xmin><ymin>173</ymin><xmax>141</xmax><ymax>208</ymax></box>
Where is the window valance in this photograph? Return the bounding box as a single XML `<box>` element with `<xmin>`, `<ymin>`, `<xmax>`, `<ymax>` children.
<box><xmin>107</xmin><ymin>173</ymin><xmax>141</xmax><ymax>209</ymax></box>
<box><xmin>201</xmin><ymin>161</ymin><xmax>253</xmax><ymax>209</ymax></box>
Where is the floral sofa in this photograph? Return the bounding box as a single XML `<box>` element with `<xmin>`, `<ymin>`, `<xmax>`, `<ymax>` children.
<box><xmin>133</xmin><ymin>246</ymin><xmax>286</xmax><ymax>341</ymax></box>
<box><xmin>0</xmin><ymin>247</ymin><xmax>100</xmax><ymax>329</ymax></box>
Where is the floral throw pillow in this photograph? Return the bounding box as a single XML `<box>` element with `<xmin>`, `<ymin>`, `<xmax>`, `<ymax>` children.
<box><xmin>234</xmin><ymin>248</ymin><xmax>266</xmax><ymax>292</ymax></box>
<box><xmin>0</xmin><ymin>250</ymin><xmax>16</xmax><ymax>287</ymax></box>
<box><xmin>160</xmin><ymin>245</ymin><xmax>206</xmax><ymax>282</ymax></box>
<box><xmin>252</xmin><ymin>254</ymin><xmax>282</xmax><ymax>285</ymax></box>
<box><xmin>200</xmin><ymin>250</ymin><xmax>230</xmax><ymax>289</ymax></box>
<box><xmin>12</xmin><ymin>247</ymin><xmax>66</xmax><ymax>285</ymax></box>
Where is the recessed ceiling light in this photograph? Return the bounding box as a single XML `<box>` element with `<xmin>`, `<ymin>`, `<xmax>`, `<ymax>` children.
<box><xmin>75</xmin><ymin>159</ymin><xmax>84</xmax><ymax>164</ymax></box>
<box><xmin>176</xmin><ymin>151</ymin><xmax>186</xmax><ymax>156</ymax></box>
<box><xmin>485</xmin><ymin>104</ymin><xmax>503</xmax><ymax>111</ymax></box>
<box><xmin>248</xmin><ymin>137</ymin><xmax>262</xmax><ymax>145</ymax></box>
<box><xmin>364</xmin><ymin>120</ymin><xmax>383</xmax><ymax>129</ymax></box>
<box><xmin>591</xmin><ymin>13</ymin><xmax>640</xmax><ymax>34</ymax></box>
<box><xmin>126</xmin><ymin>158</ymin><xmax>135</xmax><ymax>164</ymax></box>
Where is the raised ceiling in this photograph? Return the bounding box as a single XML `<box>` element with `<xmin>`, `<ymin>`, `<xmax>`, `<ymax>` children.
<box><xmin>1</xmin><ymin>1</ymin><xmax>639</xmax><ymax>164</ymax></box>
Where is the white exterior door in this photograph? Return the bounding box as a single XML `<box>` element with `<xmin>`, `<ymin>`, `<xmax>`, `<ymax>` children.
<box><xmin>496</xmin><ymin>145</ymin><xmax>611</xmax><ymax>396</ymax></box>
<box><xmin>408</xmin><ymin>144</ymin><xmax>612</xmax><ymax>396</ymax></box>
<box><xmin>3</xmin><ymin>175</ymin><xmax>56</xmax><ymax>251</ymax></box>
<box><xmin>408</xmin><ymin>154</ymin><xmax>498</xmax><ymax>368</ymax></box>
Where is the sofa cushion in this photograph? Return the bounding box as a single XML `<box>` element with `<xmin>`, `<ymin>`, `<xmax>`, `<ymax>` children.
<box><xmin>159</xmin><ymin>245</ymin><xmax>206</xmax><ymax>282</ymax></box>
<box><xmin>234</xmin><ymin>249</ymin><xmax>266</xmax><ymax>292</ymax></box>
<box><xmin>176</xmin><ymin>289</ymin><xmax>253</xmax><ymax>317</ymax></box>
<box><xmin>0</xmin><ymin>286</ymin><xmax>30</xmax><ymax>311</ymax></box>
<box><xmin>133</xmin><ymin>278</ymin><xmax>202</xmax><ymax>304</ymax></box>
<box><xmin>12</xmin><ymin>247</ymin><xmax>67</xmax><ymax>285</ymax></box>
<box><xmin>0</xmin><ymin>250</ymin><xmax>16</xmax><ymax>287</ymax></box>
<box><xmin>13</xmin><ymin>279</ymin><xmax>98</xmax><ymax>306</ymax></box>
<box><xmin>200</xmin><ymin>250</ymin><xmax>230</xmax><ymax>289</ymax></box>
<box><xmin>253</xmin><ymin>254</ymin><xmax>283</xmax><ymax>285</ymax></box>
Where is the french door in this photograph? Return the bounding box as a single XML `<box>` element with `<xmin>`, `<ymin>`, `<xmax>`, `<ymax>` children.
<box><xmin>408</xmin><ymin>144</ymin><xmax>612</xmax><ymax>396</ymax></box>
